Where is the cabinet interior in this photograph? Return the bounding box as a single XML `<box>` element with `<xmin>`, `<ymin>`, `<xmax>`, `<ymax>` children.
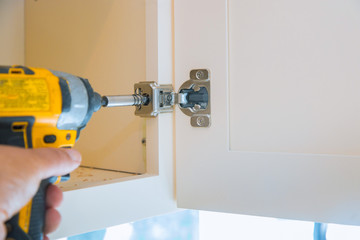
<box><xmin>5</xmin><ymin>0</ymin><xmax>150</xmax><ymax>191</ymax></box>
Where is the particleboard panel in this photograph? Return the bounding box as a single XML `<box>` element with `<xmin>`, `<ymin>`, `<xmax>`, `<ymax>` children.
<box><xmin>58</xmin><ymin>166</ymin><xmax>137</xmax><ymax>191</ymax></box>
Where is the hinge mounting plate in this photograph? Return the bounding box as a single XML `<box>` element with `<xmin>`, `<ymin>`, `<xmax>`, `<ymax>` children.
<box><xmin>178</xmin><ymin>69</ymin><xmax>211</xmax><ymax>127</ymax></box>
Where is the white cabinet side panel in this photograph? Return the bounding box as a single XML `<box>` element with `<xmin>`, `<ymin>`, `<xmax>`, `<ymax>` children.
<box><xmin>49</xmin><ymin>0</ymin><xmax>176</xmax><ymax>237</ymax></box>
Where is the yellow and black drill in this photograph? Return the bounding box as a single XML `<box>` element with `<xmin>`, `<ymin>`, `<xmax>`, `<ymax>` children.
<box><xmin>0</xmin><ymin>65</ymin><xmax>148</xmax><ymax>240</ymax></box>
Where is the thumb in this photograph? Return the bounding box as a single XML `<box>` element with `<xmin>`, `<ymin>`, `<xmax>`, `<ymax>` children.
<box><xmin>31</xmin><ymin>148</ymin><xmax>82</xmax><ymax>180</ymax></box>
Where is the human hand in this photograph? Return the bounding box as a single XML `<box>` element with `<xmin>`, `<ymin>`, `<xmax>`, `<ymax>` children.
<box><xmin>0</xmin><ymin>146</ymin><xmax>81</xmax><ymax>240</ymax></box>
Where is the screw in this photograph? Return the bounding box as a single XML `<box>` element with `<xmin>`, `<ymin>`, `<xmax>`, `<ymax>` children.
<box><xmin>167</xmin><ymin>94</ymin><xmax>172</xmax><ymax>102</ymax></box>
<box><xmin>193</xmin><ymin>84</ymin><xmax>201</xmax><ymax>91</ymax></box>
<box><xmin>196</xmin><ymin>116</ymin><xmax>206</xmax><ymax>127</ymax></box>
<box><xmin>195</xmin><ymin>70</ymin><xmax>205</xmax><ymax>79</ymax></box>
<box><xmin>193</xmin><ymin>104</ymin><xmax>201</xmax><ymax>112</ymax></box>
<box><xmin>66</xmin><ymin>133</ymin><xmax>71</xmax><ymax>140</ymax></box>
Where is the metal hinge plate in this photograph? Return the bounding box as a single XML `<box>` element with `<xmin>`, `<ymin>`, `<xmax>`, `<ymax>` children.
<box><xmin>134</xmin><ymin>69</ymin><xmax>211</xmax><ymax>127</ymax></box>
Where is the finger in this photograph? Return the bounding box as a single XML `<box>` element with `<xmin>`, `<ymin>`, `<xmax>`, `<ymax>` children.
<box><xmin>0</xmin><ymin>209</ymin><xmax>6</xmax><ymax>240</ymax></box>
<box><xmin>0</xmin><ymin>222</ymin><xmax>5</xmax><ymax>240</ymax></box>
<box><xmin>32</xmin><ymin>148</ymin><xmax>81</xmax><ymax>179</ymax></box>
<box><xmin>46</xmin><ymin>185</ymin><xmax>63</xmax><ymax>208</ymax></box>
<box><xmin>44</xmin><ymin>236</ymin><xmax>50</xmax><ymax>240</ymax></box>
<box><xmin>44</xmin><ymin>208</ymin><xmax>61</xmax><ymax>234</ymax></box>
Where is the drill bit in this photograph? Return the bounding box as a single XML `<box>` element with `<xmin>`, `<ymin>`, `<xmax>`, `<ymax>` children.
<box><xmin>101</xmin><ymin>95</ymin><xmax>149</xmax><ymax>108</ymax></box>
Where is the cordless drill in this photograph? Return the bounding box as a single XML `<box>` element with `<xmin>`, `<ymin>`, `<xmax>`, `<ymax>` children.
<box><xmin>0</xmin><ymin>65</ymin><xmax>148</xmax><ymax>240</ymax></box>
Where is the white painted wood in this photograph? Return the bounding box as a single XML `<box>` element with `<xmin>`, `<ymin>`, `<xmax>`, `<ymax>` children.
<box><xmin>228</xmin><ymin>0</ymin><xmax>360</xmax><ymax>156</ymax></box>
<box><xmin>0</xmin><ymin>0</ymin><xmax>24</xmax><ymax>65</ymax></box>
<box><xmin>50</xmin><ymin>0</ymin><xmax>176</xmax><ymax>238</ymax></box>
<box><xmin>175</xmin><ymin>0</ymin><xmax>360</xmax><ymax>225</ymax></box>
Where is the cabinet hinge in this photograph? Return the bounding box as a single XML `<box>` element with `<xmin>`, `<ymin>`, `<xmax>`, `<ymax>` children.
<box><xmin>102</xmin><ymin>69</ymin><xmax>211</xmax><ymax>127</ymax></box>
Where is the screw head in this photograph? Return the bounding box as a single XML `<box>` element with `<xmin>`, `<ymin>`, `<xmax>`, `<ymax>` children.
<box><xmin>195</xmin><ymin>70</ymin><xmax>205</xmax><ymax>80</ymax></box>
<box><xmin>193</xmin><ymin>104</ymin><xmax>201</xmax><ymax>112</ymax></box>
<box><xmin>193</xmin><ymin>84</ymin><xmax>201</xmax><ymax>92</ymax></box>
<box><xmin>196</xmin><ymin>116</ymin><xmax>206</xmax><ymax>126</ymax></box>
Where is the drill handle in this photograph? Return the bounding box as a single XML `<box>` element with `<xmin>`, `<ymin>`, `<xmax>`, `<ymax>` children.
<box><xmin>0</xmin><ymin>117</ymin><xmax>56</xmax><ymax>240</ymax></box>
<box><xmin>6</xmin><ymin>178</ymin><xmax>54</xmax><ymax>240</ymax></box>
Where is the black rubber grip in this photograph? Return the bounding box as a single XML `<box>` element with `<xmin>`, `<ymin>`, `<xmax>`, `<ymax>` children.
<box><xmin>0</xmin><ymin>117</ymin><xmax>34</xmax><ymax>147</ymax></box>
<box><xmin>29</xmin><ymin>179</ymin><xmax>52</xmax><ymax>240</ymax></box>
<box><xmin>1</xmin><ymin>117</ymin><xmax>49</xmax><ymax>240</ymax></box>
<box><xmin>6</xmin><ymin>178</ymin><xmax>54</xmax><ymax>240</ymax></box>
<box><xmin>0</xmin><ymin>65</ymin><xmax>35</xmax><ymax>75</ymax></box>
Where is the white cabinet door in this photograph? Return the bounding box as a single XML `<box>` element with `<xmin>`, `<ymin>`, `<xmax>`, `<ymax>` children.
<box><xmin>175</xmin><ymin>0</ymin><xmax>360</xmax><ymax>225</ymax></box>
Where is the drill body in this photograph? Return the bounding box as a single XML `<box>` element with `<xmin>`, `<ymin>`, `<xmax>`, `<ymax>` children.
<box><xmin>0</xmin><ymin>66</ymin><xmax>102</xmax><ymax>240</ymax></box>
<box><xmin>0</xmin><ymin>65</ymin><xmax>102</xmax><ymax>148</ymax></box>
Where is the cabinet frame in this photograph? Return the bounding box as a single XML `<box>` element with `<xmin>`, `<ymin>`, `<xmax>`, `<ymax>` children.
<box><xmin>46</xmin><ymin>0</ymin><xmax>177</xmax><ymax>238</ymax></box>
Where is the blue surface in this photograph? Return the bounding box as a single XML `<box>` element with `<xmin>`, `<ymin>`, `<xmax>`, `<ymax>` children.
<box><xmin>68</xmin><ymin>229</ymin><xmax>106</xmax><ymax>240</ymax></box>
<box><xmin>131</xmin><ymin>210</ymin><xmax>199</xmax><ymax>240</ymax></box>
<box><xmin>314</xmin><ymin>222</ymin><xmax>327</xmax><ymax>240</ymax></box>
<box><xmin>67</xmin><ymin>210</ymin><xmax>198</xmax><ymax>240</ymax></box>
